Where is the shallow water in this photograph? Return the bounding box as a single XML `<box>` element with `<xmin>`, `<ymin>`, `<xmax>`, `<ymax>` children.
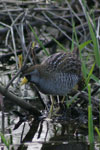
<box><xmin>0</xmin><ymin>112</ymin><xmax>99</xmax><ymax>150</ymax></box>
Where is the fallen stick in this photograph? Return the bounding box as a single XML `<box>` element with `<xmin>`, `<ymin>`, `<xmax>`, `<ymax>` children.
<box><xmin>0</xmin><ymin>84</ymin><xmax>42</xmax><ymax>118</ymax></box>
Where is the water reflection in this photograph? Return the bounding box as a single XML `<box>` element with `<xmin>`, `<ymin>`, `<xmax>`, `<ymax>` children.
<box><xmin>41</xmin><ymin>142</ymin><xmax>88</xmax><ymax>150</ymax></box>
<box><xmin>0</xmin><ymin>113</ymin><xmax>98</xmax><ymax>150</ymax></box>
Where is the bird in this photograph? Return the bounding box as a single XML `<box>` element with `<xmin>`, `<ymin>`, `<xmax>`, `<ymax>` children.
<box><xmin>21</xmin><ymin>50</ymin><xmax>82</xmax><ymax>96</ymax></box>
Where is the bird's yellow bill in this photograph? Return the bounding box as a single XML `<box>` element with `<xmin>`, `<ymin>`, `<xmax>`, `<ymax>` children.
<box><xmin>21</xmin><ymin>77</ymin><xmax>28</xmax><ymax>85</ymax></box>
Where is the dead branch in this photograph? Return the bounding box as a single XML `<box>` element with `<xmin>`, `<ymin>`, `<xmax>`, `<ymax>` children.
<box><xmin>0</xmin><ymin>84</ymin><xmax>42</xmax><ymax>118</ymax></box>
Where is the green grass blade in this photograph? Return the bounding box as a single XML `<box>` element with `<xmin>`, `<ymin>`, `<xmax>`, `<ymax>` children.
<box><xmin>88</xmin><ymin>84</ymin><xmax>91</xmax><ymax>105</ymax></box>
<box><xmin>71</xmin><ymin>29</ymin><xmax>75</xmax><ymax>52</ymax></box>
<box><xmin>84</xmin><ymin>66</ymin><xmax>99</xmax><ymax>82</ymax></box>
<box><xmin>0</xmin><ymin>132</ymin><xmax>10</xmax><ymax>150</ymax></box>
<box><xmin>89</xmin><ymin>74</ymin><xmax>99</xmax><ymax>82</ymax></box>
<box><xmin>86</xmin><ymin>63</ymin><xmax>95</xmax><ymax>85</ymax></box>
<box><xmin>82</xmin><ymin>0</ymin><xmax>100</xmax><ymax>67</ymax></box>
<box><xmin>66</xmin><ymin>93</ymin><xmax>79</xmax><ymax>108</ymax></box>
<box><xmin>88</xmin><ymin>105</ymin><xmax>94</xmax><ymax>144</ymax></box>
<box><xmin>81</xmin><ymin>60</ymin><xmax>87</xmax><ymax>80</ymax></box>
<box><xmin>88</xmin><ymin>22</ymin><xmax>100</xmax><ymax>67</ymax></box>
<box><xmin>79</xmin><ymin>40</ymin><xmax>92</xmax><ymax>51</ymax></box>
<box><xmin>52</xmin><ymin>37</ymin><xmax>67</xmax><ymax>52</ymax></box>
<box><xmin>29</xmin><ymin>24</ymin><xmax>49</xmax><ymax>56</ymax></box>
<box><xmin>95</xmin><ymin>126</ymin><xmax>100</xmax><ymax>141</ymax></box>
<box><xmin>88</xmin><ymin>84</ymin><xmax>94</xmax><ymax>144</ymax></box>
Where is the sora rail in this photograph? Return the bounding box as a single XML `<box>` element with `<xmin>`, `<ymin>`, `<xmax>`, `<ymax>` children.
<box><xmin>22</xmin><ymin>51</ymin><xmax>81</xmax><ymax>96</ymax></box>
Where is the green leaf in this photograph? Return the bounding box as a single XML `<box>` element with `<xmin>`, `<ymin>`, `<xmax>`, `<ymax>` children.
<box><xmin>79</xmin><ymin>40</ymin><xmax>92</xmax><ymax>51</ymax></box>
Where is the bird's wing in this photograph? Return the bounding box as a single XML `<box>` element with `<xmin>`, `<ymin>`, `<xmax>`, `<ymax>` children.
<box><xmin>42</xmin><ymin>51</ymin><xmax>81</xmax><ymax>74</ymax></box>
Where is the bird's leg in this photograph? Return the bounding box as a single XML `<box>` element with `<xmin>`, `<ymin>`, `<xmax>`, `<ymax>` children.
<box><xmin>53</xmin><ymin>95</ymin><xmax>61</xmax><ymax>114</ymax></box>
<box><xmin>57</xmin><ymin>95</ymin><xmax>60</xmax><ymax>103</ymax></box>
<box><xmin>53</xmin><ymin>96</ymin><xmax>66</xmax><ymax>115</ymax></box>
<box><xmin>61</xmin><ymin>96</ymin><xmax>65</xmax><ymax>103</ymax></box>
<box><xmin>48</xmin><ymin>95</ymin><xmax>55</xmax><ymax>118</ymax></box>
<box><xmin>58</xmin><ymin>96</ymin><xmax>66</xmax><ymax>111</ymax></box>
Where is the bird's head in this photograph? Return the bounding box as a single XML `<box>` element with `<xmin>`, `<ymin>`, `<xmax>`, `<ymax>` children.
<box><xmin>21</xmin><ymin>65</ymin><xmax>40</xmax><ymax>85</ymax></box>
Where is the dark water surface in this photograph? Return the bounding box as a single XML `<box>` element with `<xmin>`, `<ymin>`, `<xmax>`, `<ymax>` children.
<box><xmin>0</xmin><ymin>112</ymin><xmax>99</xmax><ymax>150</ymax></box>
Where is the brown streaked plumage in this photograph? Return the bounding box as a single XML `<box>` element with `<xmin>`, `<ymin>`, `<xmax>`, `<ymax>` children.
<box><xmin>22</xmin><ymin>51</ymin><xmax>82</xmax><ymax>96</ymax></box>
